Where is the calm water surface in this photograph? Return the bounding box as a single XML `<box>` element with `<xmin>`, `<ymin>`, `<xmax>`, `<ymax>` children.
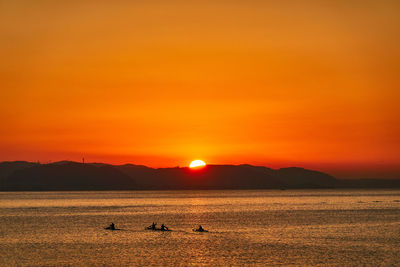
<box><xmin>1</xmin><ymin>190</ymin><xmax>400</xmax><ymax>266</ymax></box>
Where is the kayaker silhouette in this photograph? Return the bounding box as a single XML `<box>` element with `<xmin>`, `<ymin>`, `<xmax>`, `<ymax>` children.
<box><xmin>193</xmin><ymin>225</ymin><xmax>207</xmax><ymax>232</ymax></box>
<box><xmin>110</xmin><ymin>222</ymin><xmax>115</xmax><ymax>230</ymax></box>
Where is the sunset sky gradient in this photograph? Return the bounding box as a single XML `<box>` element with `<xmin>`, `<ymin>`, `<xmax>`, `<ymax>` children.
<box><xmin>1</xmin><ymin>1</ymin><xmax>399</xmax><ymax>178</ymax></box>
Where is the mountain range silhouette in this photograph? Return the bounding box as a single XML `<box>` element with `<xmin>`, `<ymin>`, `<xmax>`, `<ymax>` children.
<box><xmin>1</xmin><ymin>161</ymin><xmax>399</xmax><ymax>190</ymax></box>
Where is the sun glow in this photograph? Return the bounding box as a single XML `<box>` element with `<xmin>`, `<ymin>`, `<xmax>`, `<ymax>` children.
<box><xmin>189</xmin><ymin>160</ymin><xmax>206</xmax><ymax>168</ymax></box>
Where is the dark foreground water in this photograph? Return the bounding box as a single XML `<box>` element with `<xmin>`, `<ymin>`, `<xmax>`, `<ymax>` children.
<box><xmin>1</xmin><ymin>190</ymin><xmax>400</xmax><ymax>266</ymax></box>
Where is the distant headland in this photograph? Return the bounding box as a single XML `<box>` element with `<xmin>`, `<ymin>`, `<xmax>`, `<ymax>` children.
<box><xmin>1</xmin><ymin>161</ymin><xmax>399</xmax><ymax>191</ymax></box>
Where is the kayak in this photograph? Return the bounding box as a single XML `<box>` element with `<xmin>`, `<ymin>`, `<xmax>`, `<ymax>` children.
<box><xmin>145</xmin><ymin>227</ymin><xmax>172</xmax><ymax>232</ymax></box>
<box><xmin>104</xmin><ymin>227</ymin><xmax>121</xmax><ymax>230</ymax></box>
<box><xmin>193</xmin><ymin>229</ymin><xmax>208</xmax><ymax>232</ymax></box>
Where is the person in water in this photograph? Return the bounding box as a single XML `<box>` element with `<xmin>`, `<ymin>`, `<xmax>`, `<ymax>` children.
<box><xmin>110</xmin><ymin>222</ymin><xmax>115</xmax><ymax>230</ymax></box>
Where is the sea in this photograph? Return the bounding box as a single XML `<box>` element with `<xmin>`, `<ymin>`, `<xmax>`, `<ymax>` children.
<box><xmin>1</xmin><ymin>190</ymin><xmax>400</xmax><ymax>266</ymax></box>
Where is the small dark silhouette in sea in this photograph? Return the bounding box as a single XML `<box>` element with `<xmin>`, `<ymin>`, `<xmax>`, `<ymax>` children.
<box><xmin>104</xmin><ymin>222</ymin><xmax>120</xmax><ymax>230</ymax></box>
<box><xmin>145</xmin><ymin>222</ymin><xmax>171</xmax><ymax>231</ymax></box>
<box><xmin>193</xmin><ymin>225</ymin><xmax>208</xmax><ymax>232</ymax></box>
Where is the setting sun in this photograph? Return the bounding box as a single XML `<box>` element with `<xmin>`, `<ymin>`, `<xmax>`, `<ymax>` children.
<box><xmin>189</xmin><ymin>160</ymin><xmax>206</xmax><ymax>168</ymax></box>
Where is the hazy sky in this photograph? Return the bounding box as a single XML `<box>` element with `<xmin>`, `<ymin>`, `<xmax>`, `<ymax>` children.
<box><xmin>1</xmin><ymin>0</ymin><xmax>399</xmax><ymax>178</ymax></box>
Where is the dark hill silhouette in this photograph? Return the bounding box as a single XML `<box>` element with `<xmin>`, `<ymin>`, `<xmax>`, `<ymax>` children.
<box><xmin>273</xmin><ymin>167</ymin><xmax>337</xmax><ymax>188</ymax></box>
<box><xmin>1</xmin><ymin>161</ymin><xmax>398</xmax><ymax>191</ymax></box>
<box><xmin>150</xmin><ymin>165</ymin><xmax>283</xmax><ymax>189</ymax></box>
<box><xmin>2</xmin><ymin>162</ymin><xmax>136</xmax><ymax>190</ymax></box>
<box><xmin>0</xmin><ymin>161</ymin><xmax>38</xmax><ymax>179</ymax></box>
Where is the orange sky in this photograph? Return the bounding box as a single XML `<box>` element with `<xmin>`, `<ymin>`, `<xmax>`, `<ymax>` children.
<box><xmin>1</xmin><ymin>1</ymin><xmax>399</xmax><ymax>178</ymax></box>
